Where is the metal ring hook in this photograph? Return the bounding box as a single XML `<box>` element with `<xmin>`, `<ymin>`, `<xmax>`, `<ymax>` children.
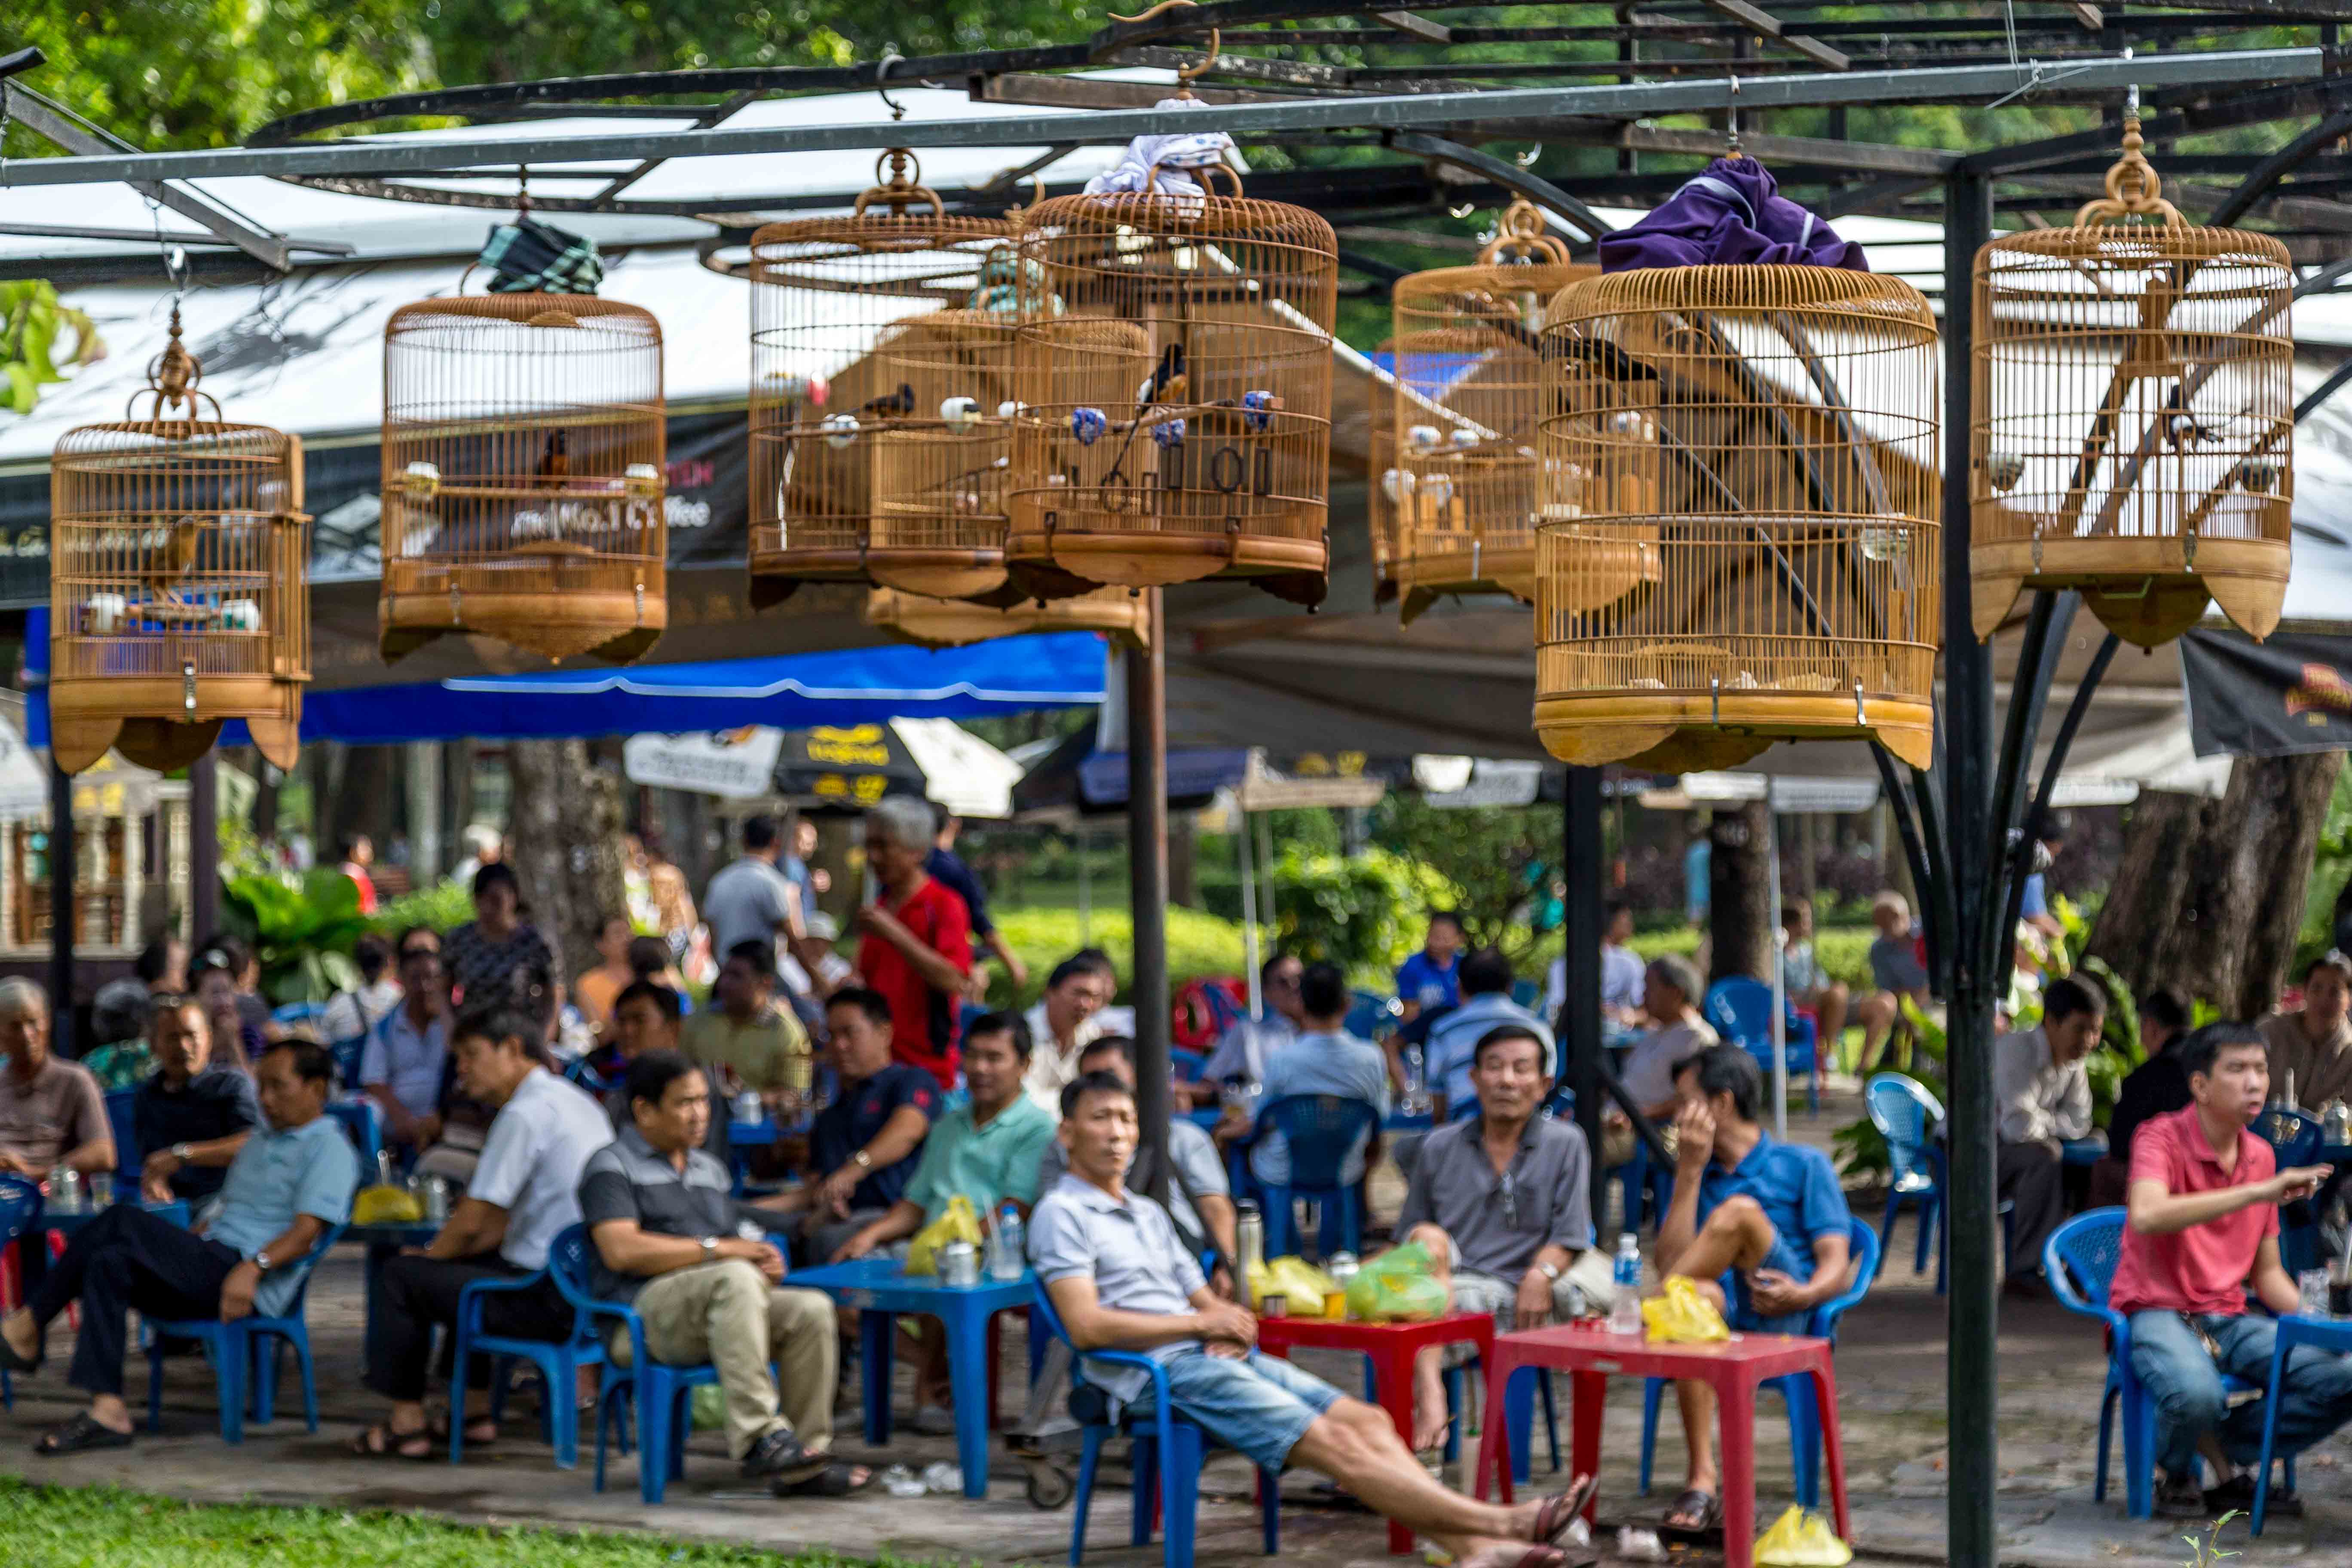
<box><xmin>877</xmin><ymin>53</ymin><xmax>907</xmax><ymax>121</ymax></box>
<box><xmin>515</xmin><ymin>163</ymin><xmax>530</xmax><ymax>219</ymax></box>
<box><xmin>1725</xmin><ymin>75</ymin><xmax>1743</xmax><ymax>158</ymax></box>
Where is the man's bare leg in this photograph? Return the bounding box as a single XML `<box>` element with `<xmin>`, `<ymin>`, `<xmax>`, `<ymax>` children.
<box><xmin>1288</xmin><ymin>1399</ymin><xmax>1575</xmax><ymax>1558</ymax></box>
<box><xmin>1412</xmin><ymin>1344</ymin><xmax>1452</xmax><ymax>1451</ymax></box>
<box><xmin>1656</xmin><ymin>1209</ymin><xmax>1771</xmax><ymax>1532</ymax></box>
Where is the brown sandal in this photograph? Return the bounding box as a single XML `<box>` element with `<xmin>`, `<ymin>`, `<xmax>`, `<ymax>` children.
<box><xmin>1529</xmin><ymin>1473</ymin><xmax>1600</xmax><ymax>1548</ymax></box>
<box><xmin>349</xmin><ymin>1422</ymin><xmax>433</xmax><ymax>1461</ymax></box>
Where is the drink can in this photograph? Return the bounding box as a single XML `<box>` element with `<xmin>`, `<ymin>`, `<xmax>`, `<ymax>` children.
<box><xmin>1261</xmin><ymin>1292</ymin><xmax>1288</xmax><ymax>1318</ymax></box>
<box><xmin>941</xmin><ymin>1240</ymin><xmax>980</xmax><ymax>1289</ymax></box>
<box><xmin>423</xmin><ymin>1176</ymin><xmax>451</xmax><ymax>1222</ymax></box>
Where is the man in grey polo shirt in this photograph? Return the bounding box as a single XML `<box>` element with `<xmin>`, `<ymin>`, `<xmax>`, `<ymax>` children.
<box><xmin>1031</xmin><ymin>1070</ymin><xmax>1593</xmax><ymax>1568</ymax></box>
<box><xmin>1397</xmin><ymin>1023</ymin><xmax>1595</xmax><ymax>1454</ymax></box>
<box><xmin>577</xmin><ymin>1051</ymin><xmax>856</xmax><ymax>1495</ymax></box>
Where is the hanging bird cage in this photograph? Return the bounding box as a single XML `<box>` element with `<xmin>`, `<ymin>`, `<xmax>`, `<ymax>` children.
<box><xmin>1389</xmin><ymin>202</ymin><xmax>1600</xmax><ymax>622</ymax></box>
<box><xmin>49</xmin><ymin>307</ymin><xmax>309</xmax><ymax>775</ymax></box>
<box><xmin>1535</xmin><ymin>263</ymin><xmax>1942</xmax><ymax>772</ymax></box>
<box><xmin>1006</xmin><ymin>163</ymin><xmax>1337</xmax><ymax>606</ymax></box>
<box><xmin>864</xmin><ymin>584</ymin><xmax>1151</xmax><ymax>649</ymax></box>
<box><xmin>747</xmin><ymin>153</ymin><xmax>1023</xmax><ymax>608</ymax></box>
<box><xmin>1972</xmin><ymin>105</ymin><xmax>2292</xmax><ymax>648</ymax></box>
<box><xmin>380</xmin><ymin>294</ymin><xmax>666</xmax><ymax>664</ymax></box>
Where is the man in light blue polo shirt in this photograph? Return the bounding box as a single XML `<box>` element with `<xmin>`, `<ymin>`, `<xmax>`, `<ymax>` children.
<box><xmin>1651</xmin><ymin>1045</ymin><xmax>1853</xmax><ymax>1537</ymax></box>
<box><xmin>1</xmin><ymin>1038</ymin><xmax>356</xmax><ymax>1456</ymax></box>
<box><xmin>1424</xmin><ymin>947</ymin><xmax>1553</xmax><ymax>1119</ymax></box>
<box><xmin>1249</xmin><ymin>962</ymin><xmax>1390</xmax><ymax>1191</ymax></box>
<box><xmin>1032</xmin><ymin>1070</ymin><xmax>1591</xmax><ymax>1568</ymax></box>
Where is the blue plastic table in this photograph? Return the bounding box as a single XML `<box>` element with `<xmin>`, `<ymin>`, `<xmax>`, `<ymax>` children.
<box><xmin>2253</xmin><ymin>1312</ymin><xmax>2352</xmax><ymax>1534</ymax></box>
<box><xmin>44</xmin><ymin>1197</ymin><xmax>188</xmax><ymax>1237</ymax></box>
<box><xmin>2060</xmin><ymin>1136</ymin><xmax>2107</xmax><ymax>1167</ymax></box>
<box><xmin>787</xmin><ymin>1256</ymin><xmax>1032</xmax><ymax>1498</ymax></box>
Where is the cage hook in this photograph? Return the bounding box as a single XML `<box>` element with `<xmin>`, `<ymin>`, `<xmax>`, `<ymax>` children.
<box><xmin>515</xmin><ymin>164</ymin><xmax>531</xmax><ymax>220</ymax></box>
<box><xmin>876</xmin><ymin>53</ymin><xmax>907</xmax><ymax>121</ymax></box>
<box><xmin>1725</xmin><ymin>76</ymin><xmax>1743</xmax><ymax>159</ymax></box>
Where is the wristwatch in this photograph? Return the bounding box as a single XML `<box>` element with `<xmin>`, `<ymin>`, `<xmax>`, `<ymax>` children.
<box><xmin>252</xmin><ymin>1249</ymin><xmax>275</xmax><ymax>1274</ymax></box>
<box><xmin>699</xmin><ymin>1236</ymin><xmax>719</xmax><ymax>1258</ymax></box>
<box><xmin>1534</xmin><ymin>1260</ymin><xmax>1562</xmax><ymax>1282</ymax></box>
<box><xmin>169</xmin><ymin>1142</ymin><xmax>193</xmax><ymax>1162</ymax></box>
<box><xmin>852</xmin><ymin>1149</ymin><xmax>873</xmax><ymax>1170</ymax></box>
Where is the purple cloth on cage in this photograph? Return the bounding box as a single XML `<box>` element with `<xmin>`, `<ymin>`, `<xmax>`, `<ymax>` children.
<box><xmin>1598</xmin><ymin>157</ymin><xmax>1868</xmax><ymax>273</ymax></box>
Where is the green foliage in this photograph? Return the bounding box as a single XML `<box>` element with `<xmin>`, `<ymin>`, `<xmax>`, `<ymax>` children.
<box><xmin>1368</xmin><ymin>796</ymin><xmax>1555</xmax><ymax>958</ymax></box>
<box><xmin>219</xmin><ymin>869</ymin><xmax>368</xmax><ymax>1004</ymax></box>
<box><xmin>2180</xmin><ymin>1510</ymin><xmax>2242</xmax><ymax>1568</ymax></box>
<box><xmin>0</xmin><ymin>1476</ymin><xmax>955</xmax><ymax>1568</ymax></box>
<box><xmin>2296</xmin><ymin>760</ymin><xmax>2352</xmax><ymax>977</ymax></box>
<box><xmin>986</xmin><ymin>904</ymin><xmax>1248</xmax><ymax>1010</ymax></box>
<box><xmin>371</xmin><ymin>877</ymin><xmax>476</xmax><ymax>940</ymax></box>
<box><xmin>0</xmin><ymin>280</ymin><xmax>103</xmax><ymax>417</ymax></box>
<box><xmin>1260</xmin><ymin>844</ymin><xmax>1450</xmax><ymax>974</ymax></box>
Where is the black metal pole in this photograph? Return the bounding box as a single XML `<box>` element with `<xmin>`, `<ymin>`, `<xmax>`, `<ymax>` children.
<box><xmin>1561</xmin><ymin>767</ymin><xmax>1606</xmax><ymax>1173</ymax></box>
<box><xmin>47</xmin><ymin>756</ymin><xmax>75</xmax><ymax>1056</ymax></box>
<box><xmin>1126</xmin><ymin>593</ymin><xmax>1172</xmax><ymax>1207</ymax></box>
<box><xmin>189</xmin><ymin>752</ymin><xmax>219</xmax><ymax>949</ymax></box>
<box><xmin>1941</xmin><ymin>167</ymin><xmax>1999</xmax><ymax>1568</ymax></box>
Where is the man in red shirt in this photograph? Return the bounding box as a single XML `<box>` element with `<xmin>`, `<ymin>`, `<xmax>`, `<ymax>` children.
<box><xmin>2109</xmin><ymin>1023</ymin><xmax>2350</xmax><ymax>1518</ymax></box>
<box><xmin>856</xmin><ymin>796</ymin><xmax>973</xmax><ymax>1090</ymax></box>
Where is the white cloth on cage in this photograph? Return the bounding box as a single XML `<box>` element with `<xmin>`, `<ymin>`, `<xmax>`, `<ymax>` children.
<box><xmin>1083</xmin><ymin>98</ymin><xmax>1235</xmax><ymax>196</ymax></box>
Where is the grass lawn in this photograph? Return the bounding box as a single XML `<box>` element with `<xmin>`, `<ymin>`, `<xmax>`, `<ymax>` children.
<box><xmin>0</xmin><ymin>1479</ymin><xmax>942</xmax><ymax>1568</ymax></box>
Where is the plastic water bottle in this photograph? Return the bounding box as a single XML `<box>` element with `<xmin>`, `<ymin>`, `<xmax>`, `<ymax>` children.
<box><xmin>992</xmin><ymin>1204</ymin><xmax>1026</xmax><ymax>1281</ymax></box>
<box><xmin>1608</xmin><ymin>1232</ymin><xmax>1644</xmax><ymax>1335</ymax></box>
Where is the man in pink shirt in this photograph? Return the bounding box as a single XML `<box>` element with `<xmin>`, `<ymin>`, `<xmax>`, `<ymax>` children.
<box><xmin>2110</xmin><ymin>1023</ymin><xmax>2351</xmax><ymax>1518</ymax></box>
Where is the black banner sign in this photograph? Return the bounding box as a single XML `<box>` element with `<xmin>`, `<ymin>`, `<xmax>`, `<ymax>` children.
<box><xmin>2181</xmin><ymin>627</ymin><xmax>2352</xmax><ymax>758</ymax></box>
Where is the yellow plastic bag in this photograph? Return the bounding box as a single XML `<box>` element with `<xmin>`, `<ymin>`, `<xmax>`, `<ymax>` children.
<box><xmin>1639</xmin><ymin>1275</ymin><xmax>1730</xmax><ymax>1343</ymax></box>
<box><xmin>352</xmin><ymin>1184</ymin><xmax>424</xmax><ymax>1226</ymax></box>
<box><xmin>906</xmin><ymin>1194</ymin><xmax>983</xmax><ymax>1277</ymax></box>
<box><xmin>1754</xmin><ymin>1506</ymin><xmax>1852</xmax><ymax>1567</ymax></box>
<box><xmin>1249</xmin><ymin>1255</ymin><xmax>1338</xmax><ymax>1311</ymax></box>
<box><xmin>1344</xmin><ymin>1241</ymin><xmax>1450</xmax><ymax>1322</ymax></box>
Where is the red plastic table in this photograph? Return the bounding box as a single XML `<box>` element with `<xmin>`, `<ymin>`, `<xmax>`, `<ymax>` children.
<box><xmin>1472</xmin><ymin>1324</ymin><xmax>1849</xmax><ymax>1568</ymax></box>
<box><xmin>1256</xmin><ymin>1311</ymin><xmax>1496</xmax><ymax>1554</ymax></box>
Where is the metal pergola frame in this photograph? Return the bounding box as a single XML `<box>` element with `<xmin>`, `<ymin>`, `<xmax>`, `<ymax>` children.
<box><xmin>9</xmin><ymin>12</ymin><xmax>2352</xmax><ymax>1559</ymax></box>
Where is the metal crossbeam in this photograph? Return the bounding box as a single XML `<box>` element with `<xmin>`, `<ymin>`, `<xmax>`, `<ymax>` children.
<box><xmin>0</xmin><ymin>49</ymin><xmax>2318</xmax><ymax>189</ymax></box>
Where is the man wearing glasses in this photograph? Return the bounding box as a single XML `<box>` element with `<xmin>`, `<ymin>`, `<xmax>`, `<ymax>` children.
<box><xmin>1395</xmin><ymin>1024</ymin><xmax>1594</xmax><ymax>1456</ymax></box>
<box><xmin>1183</xmin><ymin>952</ymin><xmax>1308</xmax><ymax>1110</ymax></box>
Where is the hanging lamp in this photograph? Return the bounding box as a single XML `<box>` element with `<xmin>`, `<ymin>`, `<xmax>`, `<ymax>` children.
<box><xmin>49</xmin><ymin>304</ymin><xmax>309</xmax><ymax>773</ymax></box>
<box><xmin>863</xmin><ymin>585</ymin><xmax>1151</xmax><ymax>649</ymax></box>
<box><xmin>1004</xmin><ymin>48</ymin><xmax>1336</xmax><ymax>607</ymax></box>
<box><xmin>1971</xmin><ymin>93</ymin><xmax>2292</xmax><ymax>647</ymax></box>
<box><xmin>747</xmin><ymin>152</ymin><xmax>1023</xmax><ymax>608</ymax></box>
<box><xmin>1535</xmin><ymin>261</ymin><xmax>1942</xmax><ymax>772</ymax></box>
<box><xmin>380</xmin><ymin>240</ymin><xmax>667</xmax><ymax>665</ymax></box>
<box><xmin>1388</xmin><ymin>201</ymin><xmax>1601</xmax><ymax>622</ymax></box>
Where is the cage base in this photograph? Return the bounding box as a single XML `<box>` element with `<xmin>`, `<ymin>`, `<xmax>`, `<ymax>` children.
<box><xmin>381</xmin><ymin>588</ymin><xmax>664</xmax><ymax>666</ymax></box>
<box><xmin>866</xmin><ymin>549</ymin><xmax>1009</xmax><ymax>602</ymax></box>
<box><xmin>1969</xmin><ymin>535</ymin><xmax>2287</xmax><ymax>646</ymax></box>
<box><xmin>50</xmin><ymin>675</ymin><xmax>303</xmax><ymax>773</ymax></box>
<box><xmin>1007</xmin><ymin>529</ymin><xmax>1326</xmax><ymax>606</ymax></box>
<box><xmin>1533</xmin><ymin>691</ymin><xmax>1935</xmax><ymax>772</ymax></box>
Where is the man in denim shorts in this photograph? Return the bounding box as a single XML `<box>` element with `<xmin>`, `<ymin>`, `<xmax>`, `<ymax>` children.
<box><xmin>1031</xmin><ymin>1071</ymin><xmax>1592</xmax><ymax>1568</ymax></box>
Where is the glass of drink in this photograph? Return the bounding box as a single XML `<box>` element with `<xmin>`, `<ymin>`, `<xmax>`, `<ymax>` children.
<box><xmin>2299</xmin><ymin>1268</ymin><xmax>2331</xmax><ymax>1319</ymax></box>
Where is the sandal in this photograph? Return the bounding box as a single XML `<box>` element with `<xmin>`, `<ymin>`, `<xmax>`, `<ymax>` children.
<box><xmin>0</xmin><ymin>1320</ymin><xmax>42</xmax><ymax>1375</ymax></box>
<box><xmin>1530</xmin><ymin>1473</ymin><xmax>1600</xmax><ymax>1549</ymax></box>
<box><xmin>349</xmin><ymin>1422</ymin><xmax>434</xmax><ymax>1461</ymax></box>
<box><xmin>772</xmin><ymin>1460</ymin><xmax>874</xmax><ymax>1497</ymax></box>
<box><xmin>1456</xmin><ymin>1546</ymin><xmax>1568</xmax><ymax>1568</ymax></box>
<box><xmin>2153</xmin><ymin>1473</ymin><xmax>2209</xmax><ymax>1519</ymax></box>
<box><xmin>33</xmin><ymin>1412</ymin><xmax>135</xmax><ymax>1456</ymax></box>
<box><xmin>2204</xmin><ymin>1473</ymin><xmax>2302</xmax><ymax>1519</ymax></box>
<box><xmin>427</xmin><ymin>1411</ymin><xmax>499</xmax><ymax>1449</ymax></box>
<box><xmin>1659</xmin><ymin>1486</ymin><xmax>1723</xmax><ymax>1542</ymax></box>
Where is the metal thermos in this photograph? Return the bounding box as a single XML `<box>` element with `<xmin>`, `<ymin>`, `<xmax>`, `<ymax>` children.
<box><xmin>941</xmin><ymin>1240</ymin><xmax>980</xmax><ymax>1288</ymax></box>
<box><xmin>421</xmin><ymin>1175</ymin><xmax>451</xmax><ymax>1222</ymax></box>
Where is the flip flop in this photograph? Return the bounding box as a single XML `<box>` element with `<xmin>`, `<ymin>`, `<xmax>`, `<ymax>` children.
<box><xmin>0</xmin><ymin>1323</ymin><xmax>42</xmax><ymax>1375</ymax></box>
<box><xmin>349</xmin><ymin>1423</ymin><xmax>434</xmax><ymax>1461</ymax></box>
<box><xmin>1659</xmin><ymin>1486</ymin><xmax>1723</xmax><ymax>1543</ymax></box>
<box><xmin>1455</xmin><ymin>1544</ymin><xmax>1568</xmax><ymax>1568</ymax></box>
<box><xmin>1530</xmin><ymin>1473</ymin><xmax>1601</xmax><ymax>1549</ymax></box>
<box><xmin>33</xmin><ymin>1412</ymin><xmax>135</xmax><ymax>1456</ymax></box>
<box><xmin>426</xmin><ymin>1412</ymin><xmax>499</xmax><ymax>1449</ymax></box>
<box><xmin>772</xmin><ymin>1460</ymin><xmax>874</xmax><ymax>1497</ymax></box>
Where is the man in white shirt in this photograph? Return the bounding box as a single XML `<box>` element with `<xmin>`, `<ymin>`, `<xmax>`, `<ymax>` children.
<box><xmin>1022</xmin><ymin>949</ymin><xmax>1134</xmax><ymax>1113</ymax></box>
<box><xmin>352</xmin><ymin>1004</ymin><xmax>613</xmax><ymax>1458</ymax></box>
<box><xmin>322</xmin><ymin>934</ymin><xmax>403</xmax><ymax>1044</ymax></box>
<box><xmin>1994</xmin><ymin>976</ymin><xmax>2103</xmax><ymax>1300</ymax></box>
<box><xmin>1620</xmin><ymin>955</ymin><xmax>1718</xmax><ymax>1122</ymax></box>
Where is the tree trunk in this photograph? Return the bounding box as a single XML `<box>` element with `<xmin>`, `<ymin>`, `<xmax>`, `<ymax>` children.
<box><xmin>504</xmin><ymin>739</ymin><xmax>628</xmax><ymax>982</ymax></box>
<box><xmin>1709</xmin><ymin>799</ymin><xmax>1774</xmax><ymax>985</ymax></box>
<box><xmin>2086</xmin><ymin>753</ymin><xmax>2343</xmax><ymax>1017</ymax></box>
<box><xmin>1168</xmin><ymin>811</ymin><xmax>1199</xmax><ymax>909</ymax></box>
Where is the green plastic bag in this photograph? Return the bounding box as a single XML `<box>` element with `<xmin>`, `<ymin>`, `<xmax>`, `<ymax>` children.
<box><xmin>691</xmin><ymin>1383</ymin><xmax>727</xmax><ymax>1431</ymax></box>
<box><xmin>1344</xmin><ymin>1241</ymin><xmax>1449</xmax><ymax>1323</ymax></box>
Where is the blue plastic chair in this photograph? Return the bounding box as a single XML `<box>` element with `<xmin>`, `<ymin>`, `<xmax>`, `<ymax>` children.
<box><xmin>2045</xmin><ymin>1208</ymin><xmax>2291</xmax><ymax>1518</ymax></box>
<box><xmin>1612</xmin><ymin>1136</ymin><xmax>1676</xmax><ymax>1234</ymax></box>
<box><xmin>1703</xmin><ymin>977</ymin><xmax>1818</xmax><ymax>1113</ymax></box>
<box><xmin>2259</xmin><ymin>1110</ymin><xmax>2324</xmax><ymax>1272</ymax></box>
<box><xmin>143</xmin><ymin>1219</ymin><xmax>344</xmax><ymax>1442</ymax></box>
<box><xmin>0</xmin><ymin>1174</ymin><xmax>39</xmax><ymax>1410</ymax></box>
<box><xmin>1170</xmin><ymin>1047</ymin><xmax>1207</xmax><ymax>1083</ymax></box>
<box><xmin>564</xmin><ymin>1055</ymin><xmax>615</xmax><ymax>1094</ymax></box>
<box><xmin>1347</xmin><ymin>988</ymin><xmax>1400</xmax><ymax>1043</ymax></box>
<box><xmin>448</xmin><ymin>1239</ymin><xmax>608</xmax><ymax>1469</ymax></box>
<box><xmin>1637</xmin><ymin>1218</ymin><xmax>1881</xmax><ymax>1506</ymax></box>
<box><xmin>104</xmin><ymin>1088</ymin><xmax>141</xmax><ymax>1170</ymax></box>
<box><xmin>1249</xmin><ymin>1094</ymin><xmax>1378</xmax><ymax>1260</ymax></box>
<box><xmin>328</xmin><ymin>1036</ymin><xmax>365</xmax><ymax>1093</ymax></box>
<box><xmin>1034</xmin><ymin>1279</ymin><xmax>1278</xmax><ymax>1568</ymax></box>
<box><xmin>325</xmin><ymin>1099</ymin><xmax>383</xmax><ymax>1173</ymax></box>
<box><xmin>1865</xmin><ymin>1074</ymin><xmax>1945</xmax><ymax>1281</ymax></box>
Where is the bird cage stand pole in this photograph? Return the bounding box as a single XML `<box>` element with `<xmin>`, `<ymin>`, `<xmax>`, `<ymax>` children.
<box><xmin>190</xmin><ymin>753</ymin><xmax>218</xmax><ymax>949</ymax></box>
<box><xmin>46</xmin><ymin>753</ymin><xmax>74</xmax><ymax>1056</ymax></box>
<box><xmin>1126</xmin><ymin>588</ymin><xmax>1172</xmax><ymax>1206</ymax></box>
<box><xmin>1560</xmin><ymin>767</ymin><xmax>1607</xmax><ymax>1184</ymax></box>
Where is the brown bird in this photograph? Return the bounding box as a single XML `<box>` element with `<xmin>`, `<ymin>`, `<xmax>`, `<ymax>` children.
<box><xmin>536</xmin><ymin>429</ymin><xmax>570</xmax><ymax>487</ymax></box>
<box><xmin>162</xmin><ymin>514</ymin><xmax>203</xmax><ymax>579</ymax></box>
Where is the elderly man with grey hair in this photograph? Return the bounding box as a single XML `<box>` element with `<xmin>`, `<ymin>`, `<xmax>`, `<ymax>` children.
<box><xmin>1620</xmin><ymin>954</ymin><xmax>1718</xmax><ymax>1123</ymax></box>
<box><xmin>0</xmin><ymin>978</ymin><xmax>113</xmax><ymax>1185</ymax></box>
<box><xmin>855</xmin><ymin>795</ymin><xmax>973</xmax><ymax>1090</ymax></box>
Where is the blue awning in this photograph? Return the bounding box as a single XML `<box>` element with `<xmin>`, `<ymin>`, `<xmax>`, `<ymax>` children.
<box><xmin>23</xmin><ymin>610</ymin><xmax>1107</xmax><ymax>747</ymax></box>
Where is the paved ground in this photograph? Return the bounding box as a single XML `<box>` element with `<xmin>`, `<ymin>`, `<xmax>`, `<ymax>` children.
<box><xmin>5</xmin><ymin>1081</ymin><xmax>2352</xmax><ymax>1567</ymax></box>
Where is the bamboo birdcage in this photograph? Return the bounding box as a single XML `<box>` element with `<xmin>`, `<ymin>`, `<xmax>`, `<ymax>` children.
<box><xmin>1971</xmin><ymin>108</ymin><xmax>2293</xmax><ymax>648</ymax></box>
<box><xmin>1005</xmin><ymin>162</ymin><xmax>1337</xmax><ymax>606</ymax></box>
<box><xmin>49</xmin><ymin>307</ymin><xmax>309</xmax><ymax>775</ymax></box>
<box><xmin>748</xmin><ymin>153</ymin><xmax>1023</xmax><ymax>608</ymax></box>
<box><xmin>380</xmin><ymin>294</ymin><xmax>667</xmax><ymax>664</ymax></box>
<box><xmin>1389</xmin><ymin>202</ymin><xmax>1601</xmax><ymax>622</ymax></box>
<box><xmin>863</xmin><ymin>585</ymin><xmax>1151</xmax><ymax>649</ymax></box>
<box><xmin>1535</xmin><ymin>262</ymin><xmax>1942</xmax><ymax>772</ymax></box>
